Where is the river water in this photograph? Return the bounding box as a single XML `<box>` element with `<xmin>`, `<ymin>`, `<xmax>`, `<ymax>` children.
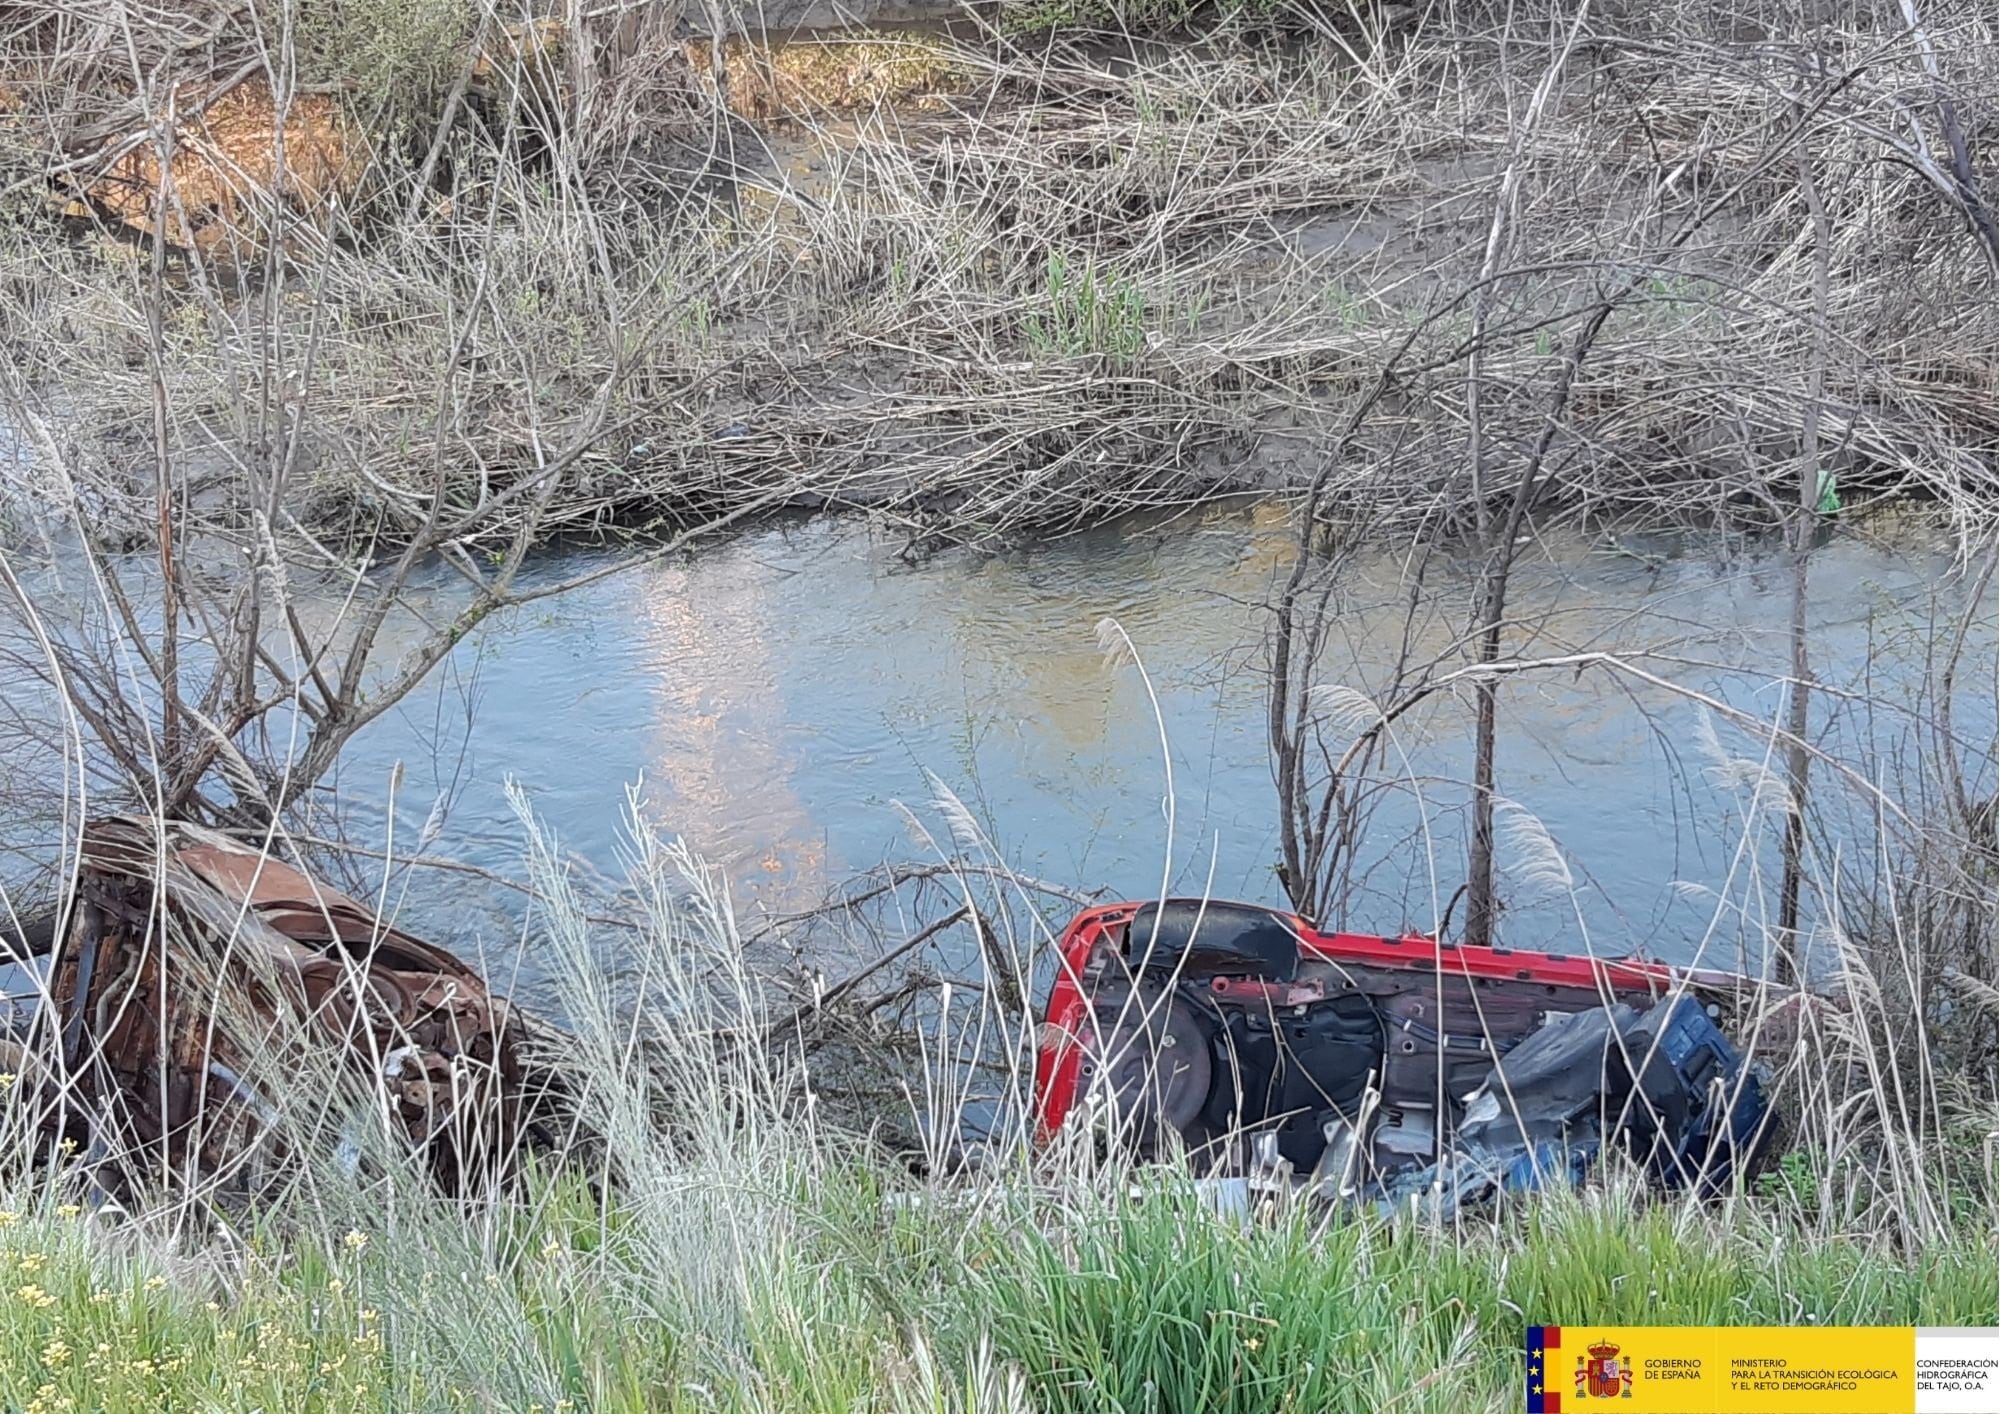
<box><xmin>1</xmin><ymin>503</ymin><xmax>1990</xmax><ymax>997</ymax></box>
<box><xmin>244</xmin><ymin>504</ymin><xmax>1986</xmax><ymax>991</ymax></box>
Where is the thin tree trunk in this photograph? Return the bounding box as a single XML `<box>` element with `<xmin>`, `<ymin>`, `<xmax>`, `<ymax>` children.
<box><xmin>147</xmin><ymin>94</ymin><xmax>181</xmax><ymax>800</ymax></box>
<box><xmin>1778</xmin><ymin>143</ymin><xmax>1834</xmax><ymax>982</ymax></box>
<box><xmin>1457</xmin><ymin>7</ymin><xmax>1594</xmax><ymax>947</ymax></box>
<box><xmin>1462</xmin><ymin>298</ymin><xmax>1618</xmax><ymax>946</ymax></box>
<box><xmin>1464</xmin><ymin>641</ymin><xmax>1503</xmax><ymax>945</ymax></box>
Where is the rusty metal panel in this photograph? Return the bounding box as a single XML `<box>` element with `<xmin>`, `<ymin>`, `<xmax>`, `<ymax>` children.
<box><xmin>47</xmin><ymin>817</ymin><xmax>533</xmax><ymax>1198</ymax></box>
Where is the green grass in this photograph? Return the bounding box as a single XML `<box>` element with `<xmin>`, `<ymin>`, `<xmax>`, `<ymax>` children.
<box><xmin>944</xmin><ymin>1182</ymin><xmax>1995</xmax><ymax>1414</ymax></box>
<box><xmin>0</xmin><ymin>1206</ymin><xmax>411</xmax><ymax>1412</ymax></box>
<box><xmin>1024</xmin><ymin>253</ymin><xmax>1152</xmax><ymax>363</ymax></box>
<box><xmin>0</xmin><ymin>816</ymin><xmax>1988</xmax><ymax>1412</ymax></box>
<box><xmin>296</xmin><ymin>0</ymin><xmax>476</xmax><ymax>118</ymax></box>
<box><xmin>0</xmin><ymin>1160</ymin><xmax>1986</xmax><ymax>1412</ymax></box>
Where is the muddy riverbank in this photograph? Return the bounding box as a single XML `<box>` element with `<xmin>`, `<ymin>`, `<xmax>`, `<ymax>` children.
<box><xmin>8</xmin><ymin>11</ymin><xmax>1989</xmax><ymax>562</ymax></box>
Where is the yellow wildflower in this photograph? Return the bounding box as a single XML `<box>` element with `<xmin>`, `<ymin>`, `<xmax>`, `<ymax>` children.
<box><xmin>55</xmin><ymin>1205</ymin><xmax>81</xmax><ymax>1220</ymax></box>
<box><xmin>342</xmin><ymin>1230</ymin><xmax>368</xmax><ymax>1251</ymax></box>
<box><xmin>15</xmin><ymin>1284</ymin><xmax>55</xmax><ymax>1310</ymax></box>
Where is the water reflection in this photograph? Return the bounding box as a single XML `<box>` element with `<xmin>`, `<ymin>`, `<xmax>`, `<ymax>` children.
<box><xmin>6</xmin><ymin>508</ymin><xmax>1991</xmax><ymax>995</ymax></box>
<box><xmin>635</xmin><ymin>556</ymin><xmax>827</xmax><ymax>904</ymax></box>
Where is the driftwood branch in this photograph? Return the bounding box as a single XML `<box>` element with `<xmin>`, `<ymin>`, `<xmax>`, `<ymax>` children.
<box><xmin>768</xmin><ymin>906</ymin><xmax>972</xmax><ymax>1037</ymax></box>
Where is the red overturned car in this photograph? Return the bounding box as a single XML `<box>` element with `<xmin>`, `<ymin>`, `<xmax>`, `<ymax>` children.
<box><xmin>1031</xmin><ymin>899</ymin><xmax>1788</xmax><ymax>1208</ymax></box>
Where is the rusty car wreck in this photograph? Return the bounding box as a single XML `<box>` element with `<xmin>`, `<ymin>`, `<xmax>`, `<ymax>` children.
<box><xmin>24</xmin><ymin>816</ymin><xmax>559</xmax><ymax>1200</ymax></box>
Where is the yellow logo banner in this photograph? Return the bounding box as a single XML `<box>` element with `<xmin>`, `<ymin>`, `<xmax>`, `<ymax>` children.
<box><xmin>1524</xmin><ymin>1325</ymin><xmax>1999</xmax><ymax>1413</ymax></box>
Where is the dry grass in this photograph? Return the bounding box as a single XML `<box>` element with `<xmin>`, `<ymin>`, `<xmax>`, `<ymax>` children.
<box><xmin>0</xmin><ymin>3</ymin><xmax>1989</xmax><ymax>563</ymax></box>
<box><xmin>0</xmin><ymin>0</ymin><xmax>1988</xmax><ymax>882</ymax></box>
<box><xmin>0</xmin><ymin>0</ymin><xmax>1987</xmax><ymax>1276</ymax></box>
<box><xmin>697</xmin><ymin>31</ymin><xmax>976</xmax><ymax>120</ymax></box>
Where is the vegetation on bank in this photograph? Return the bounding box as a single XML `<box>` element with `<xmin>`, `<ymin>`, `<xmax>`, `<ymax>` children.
<box><xmin>0</xmin><ymin>1167</ymin><xmax>1988</xmax><ymax>1414</ymax></box>
<box><xmin>2</xmin><ymin>2</ymin><xmax>1990</xmax><ymax>558</ymax></box>
<box><xmin>1</xmin><ymin>809</ymin><xmax>1989</xmax><ymax>1413</ymax></box>
<box><xmin>997</xmin><ymin>0</ymin><xmax>1293</xmax><ymax>36</ymax></box>
<box><xmin>3</xmin><ymin>0</ymin><xmax>1990</xmax><ymax>846</ymax></box>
